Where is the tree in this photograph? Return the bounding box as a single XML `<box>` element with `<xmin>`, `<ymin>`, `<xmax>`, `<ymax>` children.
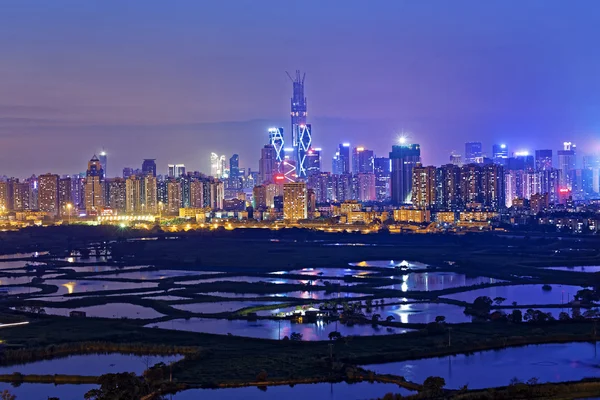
<box><xmin>435</xmin><ymin>315</ymin><xmax>446</xmax><ymax>324</ymax></box>
<box><xmin>422</xmin><ymin>376</ymin><xmax>446</xmax><ymax>396</ymax></box>
<box><xmin>290</xmin><ymin>332</ymin><xmax>303</xmax><ymax>341</ymax></box>
<box><xmin>385</xmin><ymin>315</ymin><xmax>395</xmax><ymax>322</ymax></box>
<box><xmin>559</xmin><ymin>311</ymin><xmax>571</xmax><ymax>321</ymax></box>
<box><xmin>328</xmin><ymin>331</ymin><xmax>342</xmax><ymax>341</ymax></box>
<box><xmin>510</xmin><ymin>309</ymin><xmax>522</xmax><ymax>323</ymax></box>
<box><xmin>84</xmin><ymin>372</ymin><xmax>146</xmax><ymax>400</ymax></box>
<box><xmin>472</xmin><ymin>296</ymin><xmax>493</xmax><ymax>312</ymax></box>
<box><xmin>371</xmin><ymin>314</ymin><xmax>381</xmax><ymax>324</ymax></box>
<box><xmin>493</xmin><ymin>297</ymin><xmax>506</xmax><ymax>306</ymax></box>
<box><xmin>0</xmin><ymin>391</ymin><xmax>15</xmax><ymax>400</ymax></box>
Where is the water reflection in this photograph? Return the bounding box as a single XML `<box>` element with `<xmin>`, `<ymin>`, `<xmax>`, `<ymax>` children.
<box><xmin>444</xmin><ymin>284</ymin><xmax>584</xmax><ymax>305</ymax></box>
<box><xmin>146</xmin><ymin>318</ymin><xmax>413</xmax><ymax>340</ymax></box>
<box><xmin>378</xmin><ymin>272</ymin><xmax>499</xmax><ymax>292</ymax></box>
<box><xmin>364</xmin><ymin>342</ymin><xmax>600</xmax><ymax>389</ymax></box>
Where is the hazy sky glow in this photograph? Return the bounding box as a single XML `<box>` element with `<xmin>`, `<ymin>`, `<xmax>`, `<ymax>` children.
<box><xmin>1</xmin><ymin>0</ymin><xmax>599</xmax><ymax>177</ymax></box>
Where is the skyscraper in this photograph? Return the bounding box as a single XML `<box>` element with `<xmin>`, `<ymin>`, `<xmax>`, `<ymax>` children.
<box><xmin>460</xmin><ymin>164</ymin><xmax>483</xmax><ymax>206</ymax></box>
<box><xmin>356</xmin><ymin>173</ymin><xmax>376</xmax><ymax>202</ymax></box>
<box><xmin>229</xmin><ymin>154</ymin><xmax>240</xmax><ymax>189</ymax></box>
<box><xmin>535</xmin><ymin>150</ymin><xmax>553</xmax><ymax>171</ymax></box>
<box><xmin>373</xmin><ymin>157</ymin><xmax>391</xmax><ymax>202</ymax></box>
<box><xmin>288</xmin><ymin>70</ymin><xmax>311</xmax><ymax>178</ymax></box>
<box><xmin>305</xmin><ymin>148</ymin><xmax>321</xmax><ymax>176</ymax></box>
<box><xmin>338</xmin><ymin>143</ymin><xmax>351</xmax><ymax>175</ymax></box>
<box><xmin>268</xmin><ymin>128</ymin><xmax>285</xmax><ymax>165</ymax></box>
<box><xmin>99</xmin><ymin>151</ymin><xmax>107</xmax><ymax>179</ymax></box>
<box><xmin>557</xmin><ymin>142</ymin><xmax>576</xmax><ymax>189</ymax></box>
<box><xmin>481</xmin><ymin>164</ymin><xmax>505</xmax><ymax>210</ymax></box>
<box><xmin>84</xmin><ymin>155</ymin><xmax>104</xmax><ymax>213</ymax></box>
<box><xmin>465</xmin><ymin>142</ymin><xmax>483</xmax><ymax>164</ymax></box>
<box><xmin>353</xmin><ymin>147</ymin><xmax>374</xmax><ymax>174</ymax></box>
<box><xmin>283</xmin><ymin>182</ymin><xmax>307</xmax><ymax>221</ymax></box>
<box><xmin>38</xmin><ymin>173</ymin><xmax>59</xmax><ymax>216</ymax></box>
<box><xmin>105</xmin><ymin>178</ymin><xmax>126</xmax><ymax>213</ymax></box>
<box><xmin>142</xmin><ymin>159</ymin><xmax>157</xmax><ymax>177</ymax></box>
<box><xmin>492</xmin><ymin>144</ymin><xmax>508</xmax><ymax>164</ymax></box>
<box><xmin>259</xmin><ymin>145</ymin><xmax>276</xmax><ymax>184</ymax></box>
<box><xmin>436</xmin><ymin>164</ymin><xmax>461</xmax><ymax>210</ymax></box>
<box><xmin>58</xmin><ymin>177</ymin><xmax>72</xmax><ymax>216</ymax></box>
<box><xmin>390</xmin><ymin>142</ymin><xmax>421</xmax><ymax>205</ymax></box>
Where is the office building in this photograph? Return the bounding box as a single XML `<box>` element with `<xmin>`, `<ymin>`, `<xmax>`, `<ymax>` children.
<box><xmin>465</xmin><ymin>142</ymin><xmax>483</xmax><ymax>164</ymax></box>
<box><xmin>259</xmin><ymin>145</ymin><xmax>276</xmax><ymax>184</ymax></box>
<box><xmin>390</xmin><ymin>142</ymin><xmax>421</xmax><ymax>205</ymax></box>
<box><xmin>353</xmin><ymin>147</ymin><xmax>374</xmax><ymax>174</ymax></box>
<box><xmin>142</xmin><ymin>159</ymin><xmax>157</xmax><ymax>177</ymax></box>
<box><xmin>268</xmin><ymin>127</ymin><xmax>285</xmax><ymax>164</ymax></box>
<box><xmin>283</xmin><ymin>182</ymin><xmax>307</xmax><ymax>221</ymax></box>
<box><xmin>535</xmin><ymin>150</ymin><xmax>553</xmax><ymax>171</ymax></box>
<box><xmin>492</xmin><ymin>144</ymin><xmax>508</xmax><ymax>164</ymax></box>
<box><xmin>38</xmin><ymin>174</ymin><xmax>59</xmax><ymax>216</ymax></box>
<box><xmin>557</xmin><ymin>142</ymin><xmax>576</xmax><ymax>189</ymax></box>
<box><xmin>305</xmin><ymin>148</ymin><xmax>321</xmax><ymax>176</ymax></box>
<box><xmin>449</xmin><ymin>154</ymin><xmax>462</xmax><ymax>166</ymax></box>
<box><xmin>99</xmin><ymin>151</ymin><xmax>107</xmax><ymax>179</ymax></box>
<box><xmin>84</xmin><ymin>155</ymin><xmax>104</xmax><ymax>213</ymax></box>
<box><xmin>338</xmin><ymin>143</ymin><xmax>351</xmax><ymax>175</ymax></box>
<box><xmin>229</xmin><ymin>154</ymin><xmax>240</xmax><ymax>189</ymax></box>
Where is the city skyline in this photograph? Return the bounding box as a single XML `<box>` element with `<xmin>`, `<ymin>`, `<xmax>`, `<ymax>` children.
<box><xmin>1</xmin><ymin>1</ymin><xmax>599</xmax><ymax>177</ymax></box>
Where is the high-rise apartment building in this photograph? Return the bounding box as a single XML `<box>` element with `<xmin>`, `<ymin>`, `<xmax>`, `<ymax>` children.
<box><xmin>166</xmin><ymin>179</ymin><xmax>181</xmax><ymax>214</ymax></box>
<box><xmin>374</xmin><ymin>157</ymin><xmax>391</xmax><ymax>202</ymax></box>
<box><xmin>38</xmin><ymin>173</ymin><xmax>59</xmax><ymax>216</ymax></box>
<box><xmin>411</xmin><ymin>164</ymin><xmax>436</xmax><ymax>208</ymax></box>
<box><xmin>390</xmin><ymin>143</ymin><xmax>421</xmax><ymax>205</ymax></box>
<box><xmin>460</xmin><ymin>164</ymin><xmax>483</xmax><ymax>206</ymax></box>
<box><xmin>190</xmin><ymin>180</ymin><xmax>205</xmax><ymax>208</ymax></box>
<box><xmin>105</xmin><ymin>178</ymin><xmax>127</xmax><ymax>213</ymax></box>
<box><xmin>144</xmin><ymin>175</ymin><xmax>158</xmax><ymax>214</ymax></box>
<box><xmin>229</xmin><ymin>154</ymin><xmax>240</xmax><ymax>189</ymax></box>
<box><xmin>356</xmin><ymin>173</ymin><xmax>376</xmax><ymax>202</ymax></box>
<box><xmin>481</xmin><ymin>164</ymin><xmax>505</xmax><ymax>210</ymax></box>
<box><xmin>436</xmin><ymin>164</ymin><xmax>461</xmax><ymax>210</ymax></box>
<box><xmin>283</xmin><ymin>182</ymin><xmax>307</xmax><ymax>221</ymax></box>
<box><xmin>85</xmin><ymin>155</ymin><xmax>104</xmax><ymax>213</ymax></box>
<box><xmin>58</xmin><ymin>177</ymin><xmax>72</xmax><ymax>216</ymax></box>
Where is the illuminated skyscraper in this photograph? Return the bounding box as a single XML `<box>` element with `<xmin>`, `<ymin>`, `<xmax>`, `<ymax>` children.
<box><xmin>288</xmin><ymin>70</ymin><xmax>311</xmax><ymax>178</ymax></box>
<box><xmin>84</xmin><ymin>155</ymin><xmax>104</xmax><ymax>213</ymax></box>
<box><xmin>390</xmin><ymin>142</ymin><xmax>421</xmax><ymax>205</ymax></box>
<box><xmin>99</xmin><ymin>151</ymin><xmax>107</xmax><ymax>178</ymax></box>
<box><xmin>38</xmin><ymin>173</ymin><xmax>59</xmax><ymax>216</ymax></box>
<box><xmin>353</xmin><ymin>147</ymin><xmax>375</xmax><ymax>174</ymax></box>
<box><xmin>268</xmin><ymin>128</ymin><xmax>285</xmax><ymax>165</ymax></box>
<box><xmin>492</xmin><ymin>144</ymin><xmax>508</xmax><ymax>164</ymax></box>
<box><xmin>105</xmin><ymin>178</ymin><xmax>126</xmax><ymax>213</ymax></box>
<box><xmin>460</xmin><ymin>164</ymin><xmax>483</xmax><ymax>206</ymax></box>
<box><xmin>436</xmin><ymin>164</ymin><xmax>461</xmax><ymax>210</ymax></box>
<box><xmin>229</xmin><ymin>154</ymin><xmax>240</xmax><ymax>189</ymax></box>
<box><xmin>125</xmin><ymin>175</ymin><xmax>142</xmax><ymax>213</ymax></box>
<box><xmin>557</xmin><ymin>142</ymin><xmax>576</xmax><ymax>189</ymax></box>
<box><xmin>481</xmin><ymin>164</ymin><xmax>505</xmax><ymax>210</ymax></box>
<box><xmin>166</xmin><ymin>179</ymin><xmax>181</xmax><ymax>214</ymax></box>
<box><xmin>305</xmin><ymin>148</ymin><xmax>321</xmax><ymax>176</ymax></box>
<box><xmin>464</xmin><ymin>142</ymin><xmax>483</xmax><ymax>164</ymax></box>
<box><xmin>283</xmin><ymin>182</ymin><xmax>307</xmax><ymax>221</ymax></box>
<box><xmin>338</xmin><ymin>143</ymin><xmax>351</xmax><ymax>175</ymax></box>
<box><xmin>535</xmin><ymin>150</ymin><xmax>553</xmax><ymax>171</ymax></box>
<box><xmin>58</xmin><ymin>177</ymin><xmax>72</xmax><ymax>216</ymax></box>
<box><xmin>374</xmin><ymin>157</ymin><xmax>391</xmax><ymax>201</ymax></box>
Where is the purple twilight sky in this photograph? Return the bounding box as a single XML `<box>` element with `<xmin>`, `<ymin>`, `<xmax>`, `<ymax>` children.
<box><xmin>0</xmin><ymin>0</ymin><xmax>599</xmax><ymax>177</ymax></box>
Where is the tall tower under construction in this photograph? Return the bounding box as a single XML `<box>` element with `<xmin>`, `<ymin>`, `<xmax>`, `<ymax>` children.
<box><xmin>288</xmin><ymin>70</ymin><xmax>311</xmax><ymax>179</ymax></box>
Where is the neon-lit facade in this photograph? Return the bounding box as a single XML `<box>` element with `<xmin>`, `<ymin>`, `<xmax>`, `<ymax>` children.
<box><xmin>287</xmin><ymin>70</ymin><xmax>311</xmax><ymax>178</ymax></box>
<box><xmin>268</xmin><ymin>127</ymin><xmax>285</xmax><ymax>164</ymax></box>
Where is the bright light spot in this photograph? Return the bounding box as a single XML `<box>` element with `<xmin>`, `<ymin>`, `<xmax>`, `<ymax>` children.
<box><xmin>342</xmin><ymin>143</ymin><xmax>350</xmax><ymax>147</ymax></box>
<box><xmin>62</xmin><ymin>282</ymin><xmax>76</xmax><ymax>294</ymax></box>
<box><xmin>500</xmin><ymin>144</ymin><xmax>506</xmax><ymax>149</ymax></box>
<box><xmin>398</xmin><ymin>136</ymin><xmax>407</xmax><ymax>144</ymax></box>
<box><xmin>119</xmin><ymin>223</ymin><xmax>126</xmax><ymax>228</ymax></box>
<box><xmin>515</xmin><ymin>151</ymin><xmax>529</xmax><ymax>156</ymax></box>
